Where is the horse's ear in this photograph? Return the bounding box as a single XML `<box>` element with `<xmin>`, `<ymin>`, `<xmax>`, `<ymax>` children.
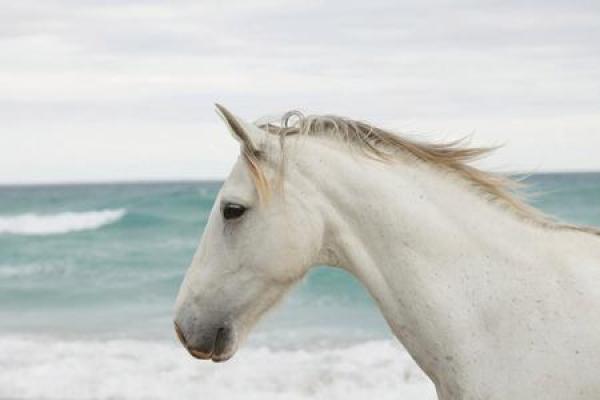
<box><xmin>215</xmin><ymin>104</ymin><xmax>264</xmax><ymax>155</ymax></box>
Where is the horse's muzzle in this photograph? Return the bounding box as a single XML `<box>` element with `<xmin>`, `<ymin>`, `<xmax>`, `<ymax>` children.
<box><xmin>174</xmin><ymin>320</ymin><xmax>236</xmax><ymax>362</ymax></box>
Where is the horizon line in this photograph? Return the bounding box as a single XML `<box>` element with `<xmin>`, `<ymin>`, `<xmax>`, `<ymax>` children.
<box><xmin>1</xmin><ymin>170</ymin><xmax>599</xmax><ymax>187</ymax></box>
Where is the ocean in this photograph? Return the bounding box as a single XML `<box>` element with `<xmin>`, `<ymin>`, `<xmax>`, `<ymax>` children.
<box><xmin>1</xmin><ymin>173</ymin><xmax>599</xmax><ymax>399</ymax></box>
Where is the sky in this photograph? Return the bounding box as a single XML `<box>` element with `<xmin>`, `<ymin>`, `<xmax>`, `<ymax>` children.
<box><xmin>2</xmin><ymin>0</ymin><xmax>599</xmax><ymax>183</ymax></box>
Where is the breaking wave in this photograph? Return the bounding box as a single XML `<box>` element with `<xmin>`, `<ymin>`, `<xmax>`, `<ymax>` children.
<box><xmin>0</xmin><ymin>209</ymin><xmax>126</xmax><ymax>235</ymax></box>
<box><xmin>0</xmin><ymin>336</ymin><xmax>435</xmax><ymax>400</ymax></box>
<box><xmin>0</xmin><ymin>263</ymin><xmax>69</xmax><ymax>279</ymax></box>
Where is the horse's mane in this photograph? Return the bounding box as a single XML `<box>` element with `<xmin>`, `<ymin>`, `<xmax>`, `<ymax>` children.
<box><xmin>252</xmin><ymin>112</ymin><xmax>600</xmax><ymax>237</ymax></box>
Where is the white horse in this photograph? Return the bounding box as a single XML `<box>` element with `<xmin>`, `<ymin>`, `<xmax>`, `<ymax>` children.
<box><xmin>174</xmin><ymin>104</ymin><xmax>600</xmax><ymax>400</ymax></box>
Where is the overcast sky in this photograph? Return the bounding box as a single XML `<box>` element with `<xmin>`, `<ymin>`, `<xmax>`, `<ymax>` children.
<box><xmin>2</xmin><ymin>0</ymin><xmax>599</xmax><ymax>183</ymax></box>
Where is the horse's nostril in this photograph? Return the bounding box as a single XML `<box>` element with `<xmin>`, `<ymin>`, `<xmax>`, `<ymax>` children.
<box><xmin>174</xmin><ymin>321</ymin><xmax>187</xmax><ymax>347</ymax></box>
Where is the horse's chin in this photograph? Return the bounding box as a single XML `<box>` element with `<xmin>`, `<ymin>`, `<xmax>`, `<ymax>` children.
<box><xmin>211</xmin><ymin>351</ymin><xmax>235</xmax><ymax>363</ymax></box>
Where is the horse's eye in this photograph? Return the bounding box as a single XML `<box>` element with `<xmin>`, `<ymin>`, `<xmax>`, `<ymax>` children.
<box><xmin>222</xmin><ymin>203</ymin><xmax>247</xmax><ymax>220</ymax></box>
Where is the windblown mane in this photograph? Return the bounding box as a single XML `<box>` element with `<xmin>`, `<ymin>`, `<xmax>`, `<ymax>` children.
<box><xmin>252</xmin><ymin>112</ymin><xmax>600</xmax><ymax>237</ymax></box>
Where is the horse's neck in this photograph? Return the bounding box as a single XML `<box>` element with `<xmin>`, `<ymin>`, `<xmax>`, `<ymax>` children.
<box><xmin>307</xmin><ymin>148</ymin><xmax>557</xmax><ymax>390</ymax></box>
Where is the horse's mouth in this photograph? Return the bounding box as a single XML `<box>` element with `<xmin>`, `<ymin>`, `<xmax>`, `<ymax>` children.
<box><xmin>175</xmin><ymin>321</ymin><xmax>236</xmax><ymax>363</ymax></box>
<box><xmin>188</xmin><ymin>347</ymin><xmax>235</xmax><ymax>363</ymax></box>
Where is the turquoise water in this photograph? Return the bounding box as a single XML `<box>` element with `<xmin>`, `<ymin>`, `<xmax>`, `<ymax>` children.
<box><xmin>0</xmin><ymin>174</ymin><xmax>598</xmax><ymax>399</ymax></box>
<box><xmin>1</xmin><ymin>174</ymin><xmax>599</xmax><ymax>342</ymax></box>
<box><xmin>0</xmin><ymin>181</ymin><xmax>387</xmax><ymax>345</ymax></box>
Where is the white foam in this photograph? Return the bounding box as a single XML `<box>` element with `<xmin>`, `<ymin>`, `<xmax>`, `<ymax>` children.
<box><xmin>0</xmin><ymin>209</ymin><xmax>126</xmax><ymax>235</ymax></box>
<box><xmin>0</xmin><ymin>263</ymin><xmax>67</xmax><ymax>278</ymax></box>
<box><xmin>0</xmin><ymin>335</ymin><xmax>435</xmax><ymax>400</ymax></box>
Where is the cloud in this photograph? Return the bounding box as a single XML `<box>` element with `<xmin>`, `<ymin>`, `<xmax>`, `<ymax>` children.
<box><xmin>1</xmin><ymin>0</ymin><xmax>599</xmax><ymax>182</ymax></box>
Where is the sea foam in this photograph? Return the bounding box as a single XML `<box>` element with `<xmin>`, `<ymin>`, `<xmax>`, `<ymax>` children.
<box><xmin>0</xmin><ymin>336</ymin><xmax>435</xmax><ymax>400</ymax></box>
<box><xmin>0</xmin><ymin>209</ymin><xmax>126</xmax><ymax>235</ymax></box>
<box><xmin>0</xmin><ymin>263</ymin><xmax>68</xmax><ymax>278</ymax></box>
